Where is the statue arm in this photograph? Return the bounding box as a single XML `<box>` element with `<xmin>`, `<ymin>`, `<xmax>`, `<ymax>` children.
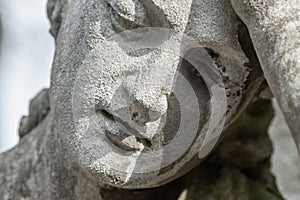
<box><xmin>230</xmin><ymin>0</ymin><xmax>300</xmax><ymax>152</ymax></box>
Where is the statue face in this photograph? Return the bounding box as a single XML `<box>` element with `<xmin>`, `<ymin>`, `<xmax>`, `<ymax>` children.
<box><xmin>50</xmin><ymin>0</ymin><xmax>253</xmax><ymax>188</ymax></box>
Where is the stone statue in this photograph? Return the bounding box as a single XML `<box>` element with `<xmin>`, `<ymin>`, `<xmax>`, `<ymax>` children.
<box><xmin>0</xmin><ymin>0</ymin><xmax>299</xmax><ymax>199</ymax></box>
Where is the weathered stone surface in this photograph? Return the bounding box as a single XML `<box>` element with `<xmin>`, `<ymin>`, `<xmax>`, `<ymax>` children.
<box><xmin>19</xmin><ymin>88</ymin><xmax>50</xmax><ymax>138</ymax></box>
<box><xmin>0</xmin><ymin>95</ymin><xmax>282</xmax><ymax>200</ymax></box>
<box><xmin>1</xmin><ymin>0</ymin><xmax>298</xmax><ymax>199</ymax></box>
<box><xmin>231</xmin><ymin>0</ymin><xmax>300</xmax><ymax>152</ymax></box>
<box><xmin>179</xmin><ymin>99</ymin><xmax>283</xmax><ymax>200</ymax></box>
<box><xmin>49</xmin><ymin>0</ymin><xmax>264</xmax><ymax>189</ymax></box>
<box><xmin>47</xmin><ymin>0</ymin><xmax>68</xmax><ymax>38</ymax></box>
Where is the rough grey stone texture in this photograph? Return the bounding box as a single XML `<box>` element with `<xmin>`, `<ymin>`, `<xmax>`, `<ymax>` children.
<box><xmin>0</xmin><ymin>0</ymin><xmax>298</xmax><ymax>199</ymax></box>
<box><xmin>178</xmin><ymin>99</ymin><xmax>283</xmax><ymax>200</ymax></box>
<box><xmin>47</xmin><ymin>0</ymin><xmax>69</xmax><ymax>38</ymax></box>
<box><xmin>49</xmin><ymin>0</ymin><xmax>264</xmax><ymax>189</ymax></box>
<box><xmin>231</xmin><ymin>0</ymin><xmax>300</xmax><ymax>152</ymax></box>
<box><xmin>19</xmin><ymin>88</ymin><xmax>50</xmax><ymax>138</ymax></box>
<box><xmin>0</xmin><ymin>96</ymin><xmax>283</xmax><ymax>199</ymax></box>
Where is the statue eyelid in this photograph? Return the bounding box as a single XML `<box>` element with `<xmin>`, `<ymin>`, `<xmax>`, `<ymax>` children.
<box><xmin>106</xmin><ymin>0</ymin><xmax>171</xmax><ymax>31</ymax></box>
<box><xmin>107</xmin><ymin>1</ymin><xmax>135</xmax><ymax>22</ymax></box>
<box><xmin>106</xmin><ymin>0</ymin><xmax>147</xmax><ymax>30</ymax></box>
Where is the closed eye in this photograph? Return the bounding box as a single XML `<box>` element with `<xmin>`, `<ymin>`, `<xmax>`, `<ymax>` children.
<box><xmin>106</xmin><ymin>0</ymin><xmax>147</xmax><ymax>31</ymax></box>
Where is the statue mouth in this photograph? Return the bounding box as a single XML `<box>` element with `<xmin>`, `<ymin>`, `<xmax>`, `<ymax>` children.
<box><xmin>99</xmin><ymin>109</ymin><xmax>153</xmax><ymax>152</ymax></box>
<box><xmin>105</xmin><ymin>130</ymin><xmax>152</xmax><ymax>152</ymax></box>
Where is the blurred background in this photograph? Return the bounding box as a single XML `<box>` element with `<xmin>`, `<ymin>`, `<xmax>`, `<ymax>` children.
<box><xmin>0</xmin><ymin>0</ymin><xmax>299</xmax><ymax>199</ymax></box>
<box><xmin>0</xmin><ymin>0</ymin><xmax>54</xmax><ymax>152</ymax></box>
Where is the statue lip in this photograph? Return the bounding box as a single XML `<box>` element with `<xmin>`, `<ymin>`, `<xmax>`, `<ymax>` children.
<box><xmin>105</xmin><ymin>130</ymin><xmax>143</xmax><ymax>152</ymax></box>
<box><xmin>101</xmin><ymin>109</ymin><xmax>153</xmax><ymax>152</ymax></box>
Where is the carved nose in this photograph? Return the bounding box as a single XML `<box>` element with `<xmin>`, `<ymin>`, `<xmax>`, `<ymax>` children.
<box><xmin>130</xmin><ymin>100</ymin><xmax>164</xmax><ymax>126</ymax></box>
<box><xmin>109</xmin><ymin>94</ymin><xmax>168</xmax><ymax>142</ymax></box>
<box><xmin>110</xmin><ymin>72</ymin><xmax>172</xmax><ymax>140</ymax></box>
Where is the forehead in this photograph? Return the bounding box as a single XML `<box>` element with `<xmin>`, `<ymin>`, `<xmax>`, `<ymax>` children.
<box><xmin>66</xmin><ymin>0</ymin><xmax>238</xmax><ymax>40</ymax></box>
<box><xmin>68</xmin><ymin>0</ymin><xmax>194</xmax><ymax>29</ymax></box>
